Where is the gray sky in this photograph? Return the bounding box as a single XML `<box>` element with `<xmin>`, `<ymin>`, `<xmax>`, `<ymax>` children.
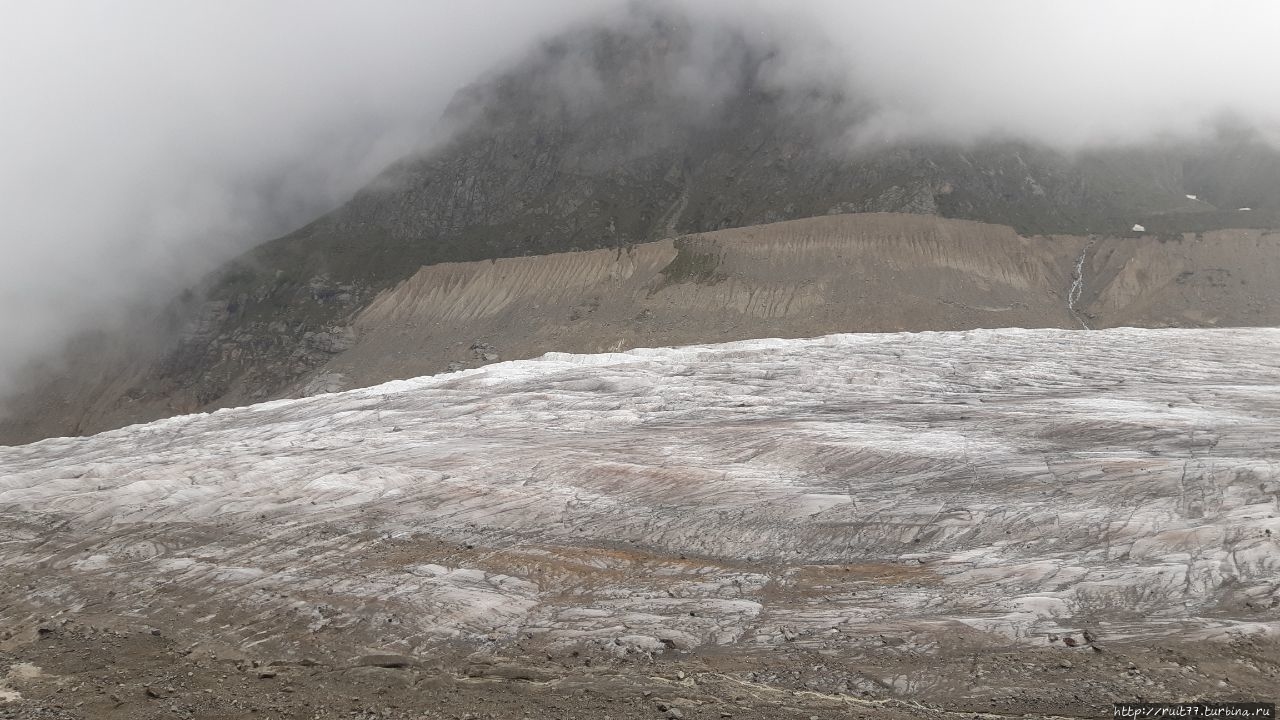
<box><xmin>2</xmin><ymin>0</ymin><xmax>1279</xmax><ymax>404</ymax></box>
<box><xmin>803</xmin><ymin>0</ymin><xmax>1280</xmax><ymax>146</ymax></box>
<box><xmin>0</xmin><ymin>0</ymin><xmax>623</xmax><ymax>400</ymax></box>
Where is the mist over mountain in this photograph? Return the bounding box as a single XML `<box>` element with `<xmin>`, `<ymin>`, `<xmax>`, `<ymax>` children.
<box><xmin>0</xmin><ymin>0</ymin><xmax>620</xmax><ymax>402</ymax></box>
<box><xmin>4</xmin><ymin>1</ymin><xmax>1280</xmax><ymax>439</ymax></box>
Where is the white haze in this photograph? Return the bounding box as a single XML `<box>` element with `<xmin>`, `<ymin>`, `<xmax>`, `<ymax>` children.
<box><xmin>1</xmin><ymin>0</ymin><xmax>1279</xmax><ymax>404</ymax></box>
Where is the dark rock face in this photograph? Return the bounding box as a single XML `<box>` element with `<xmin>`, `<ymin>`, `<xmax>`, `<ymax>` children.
<box><xmin>258</xmin><ymin>13</ymin><xmax>1116</xmax><ymax>287</ymax></box>
<box><xmin>5</xmin><ymin>6</ymin><xmax>1280</xmax><ymax>443</ymax></box>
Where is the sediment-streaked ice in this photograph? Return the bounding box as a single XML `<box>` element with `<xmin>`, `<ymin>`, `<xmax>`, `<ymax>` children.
<box><xmin>1</xmin><ymin>327</ymin><xmax>1278</xmax><ymax>662</ymax></box>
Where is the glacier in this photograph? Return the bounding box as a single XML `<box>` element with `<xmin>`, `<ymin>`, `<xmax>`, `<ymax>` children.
<box><xmin>1</xmin><ymin>327</ymin><xmax>1278</xmax><ymax>670</ymax></box>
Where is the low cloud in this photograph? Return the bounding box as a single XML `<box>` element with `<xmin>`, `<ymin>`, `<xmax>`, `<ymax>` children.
<box><xmin>0</xmin><ymin>0</ymin><xmax>623</xmax><ymax>401</ymax></box>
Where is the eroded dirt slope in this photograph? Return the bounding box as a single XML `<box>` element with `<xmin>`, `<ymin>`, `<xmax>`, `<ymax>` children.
<box><xmin>315</xmin><ymin>215</ymin><xmax>1280</xmax><ymax>398</ymax></box>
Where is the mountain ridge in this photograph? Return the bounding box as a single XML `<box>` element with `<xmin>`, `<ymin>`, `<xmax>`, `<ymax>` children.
<box><xmin>5</xmin><ymin>6</ymin><xmax>1280</xmax><ymax>444</ymax></box>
